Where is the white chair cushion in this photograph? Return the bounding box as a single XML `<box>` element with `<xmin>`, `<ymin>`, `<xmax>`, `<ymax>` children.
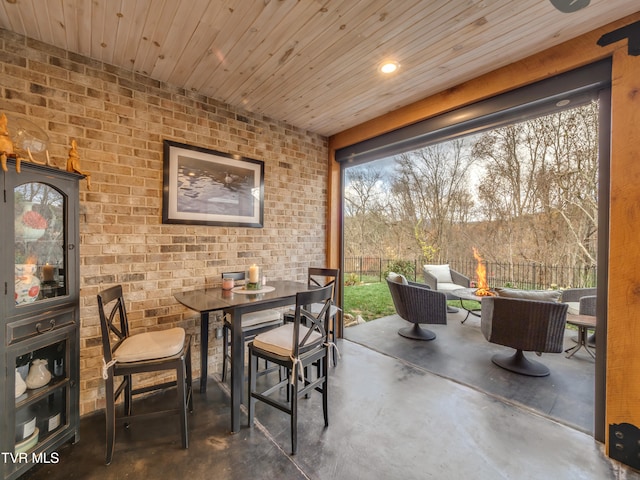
<box><xmin>495</xmin><ymin>287</ymin><xmax>561</xmax><ymax>302</ymax></box>
<box><xmin>387</xmin><ymin>272</ymin><xmax>408</xmax><ymax>285</ymax></box>
<box><xmin>436</xmin><ymin>282</ymin><xmax>464</xmax><ymax>293</ymax></box>
<box><xmin>424</xmin><ymin>264</ymin><xmax>453</xmax><ymax>283</ymax></box>
<box><xmin>565</xmin><ymin>301</ymin><xmax>580</xmax><ymax>315</ymax></box>
<box><xmin>310</xmin><ymin>303</ymin><xmax>339</xmax><ymax>317</ymax></box>
<box><xmin>239</xmin><ymin>309</ymin><xmax>282</xmax><ymax>328</ymax></box>
<box><xmin>114</xmin><ymin>327</ymin><xmax>185</xmax><ymax>363</ymax></box>
<box><xmin>253</xmin><ymin>323</ymin><xmax>322</xmax><ymax>357</ymax></box>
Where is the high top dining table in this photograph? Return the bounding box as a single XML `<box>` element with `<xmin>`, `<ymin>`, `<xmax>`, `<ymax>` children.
<box><xmin>174</xmin><ymin>280</ymin><xmax>309</xmax><ymax>433</ymax></box>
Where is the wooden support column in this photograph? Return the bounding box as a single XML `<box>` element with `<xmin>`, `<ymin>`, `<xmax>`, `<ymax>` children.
<box><xmin>606</xmin><ymin>44</ymin><xmax>640</xmax><ymax>448</ymax></box>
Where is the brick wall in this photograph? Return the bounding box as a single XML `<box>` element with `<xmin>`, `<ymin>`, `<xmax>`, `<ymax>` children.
<box><xmin>0</xmin><ymin>29</ymin><xmax>328</xmax><ymax>416</ymax></box>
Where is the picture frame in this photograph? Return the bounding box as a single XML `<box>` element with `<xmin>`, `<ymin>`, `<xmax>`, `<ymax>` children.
<box><xmin>162</xmin><ymin>140</ymin><xmax>264</xmax><ymax>227</ymax></box>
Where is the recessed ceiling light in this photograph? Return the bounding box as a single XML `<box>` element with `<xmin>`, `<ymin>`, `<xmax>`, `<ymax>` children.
<box><xmin>379</xmin><ymin>61</ymin><xmax>399</xmax><ymax>74</ymax></box>
<box><xmin>556</xmin><ymin>99</ymin><xmax>571</xmax><ymax>107</ymax></box>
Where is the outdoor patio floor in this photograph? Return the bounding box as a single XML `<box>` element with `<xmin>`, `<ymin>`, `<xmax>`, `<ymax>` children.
<box><xmin>20</xmin><ymin>309</ymin><xmax>640</xmax><ymax>480</ymax></box>
<box><xmin>345</xmin><ymin>308</ymin><xmax>597</xmax><ymax>433</ymax></box>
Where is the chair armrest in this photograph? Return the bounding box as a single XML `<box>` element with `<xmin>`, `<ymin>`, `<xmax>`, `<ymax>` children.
<box><xmin>561</xmin><ymin>288</ymin><xmax>596</xmax><ymax>303</ymax></box>
<box><xmin>450</xmin><ymin>269</ymin><xmax>471</xmax><ymax>288</ymax></box>
<box><xmin>408</xmin><ymin>280</ymin><xmax>431</xmax><ymax>289</ymax></box>
<box><xmin>423</xmin><ymin>269</ymin><xmax>438</xmax><ymax>290</ymax></box>
<box><xmin>579</xmin><ymin>295</ymin><xmax>597</xmax><ymax>316</ymax></box>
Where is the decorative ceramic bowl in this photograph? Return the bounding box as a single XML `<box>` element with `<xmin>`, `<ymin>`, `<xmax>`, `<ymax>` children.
<box><xmin>15</xmin><ymin>428</ymin><xmax>39</xmax><ymax>454</ymax></box>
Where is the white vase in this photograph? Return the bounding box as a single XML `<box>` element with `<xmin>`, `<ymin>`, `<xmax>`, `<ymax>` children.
<box><xmin>26</xmin><ymin>359</ymin><xmax>51</xmax><ymax>389</ymax></box>
<box><xmin>15</xmin><ymin>368</ymin><xmax>27</xmax><ymax>398</ymax></box>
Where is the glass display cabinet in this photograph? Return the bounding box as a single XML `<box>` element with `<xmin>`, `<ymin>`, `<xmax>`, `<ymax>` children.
<box><xmin>1</xmin><ymin>158</ymin><xmax>81</xmax><ymax>480</ymax></box>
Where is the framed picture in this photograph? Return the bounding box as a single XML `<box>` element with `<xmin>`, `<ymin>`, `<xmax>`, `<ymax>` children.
<box><xmin>162</xmin><ymin>140</ymin><xmax>264</xmax><ymax>227</ymax></box>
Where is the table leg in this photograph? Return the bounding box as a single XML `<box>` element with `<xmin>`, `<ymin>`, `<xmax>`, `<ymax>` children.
<box><xmin>230</xmin><ymin>310</ymin><xmax>242</xmax><ymax>433</ymax></box>
<box><xmin>565</xmin><ymin>325</ymin><xmax>596</xmax><ymax>359</ymax></box>
<box><xmin>200</xmin><ymin>311</ymin><xmax>209</xmax><ymax>393</ymax></box>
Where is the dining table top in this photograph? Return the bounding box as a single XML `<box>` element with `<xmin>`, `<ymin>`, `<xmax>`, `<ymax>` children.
<box><xmin>174</xmin><ymin>279</ymin><xmax>309</xmax><ymax>313</ymax></box>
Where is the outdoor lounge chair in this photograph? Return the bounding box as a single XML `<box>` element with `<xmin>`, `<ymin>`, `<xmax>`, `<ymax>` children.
<box><xmin>386</xmin><ymin>273</ymin><xmax>448</xmax><ymax>340</ymax></box>
<box><xmin>561</xmin><ymin>287</ymin><xmax>597</xmax><ymax>346</ymax></box>
<box><xmin>423</xmin><ymin>264</ymin><xmax>470</xmax><ymax>313</ymax></box>
<box><xmin>480</xmin><ymin>292</ymin><xmax>568</xmax><ymax>377</ymax></box>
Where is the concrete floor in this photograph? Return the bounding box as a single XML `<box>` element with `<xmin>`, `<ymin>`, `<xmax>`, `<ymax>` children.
<box><xmin>20</xmin><ymin>311</ymin><xmax>640</xmax><ymax>480</ymax></box>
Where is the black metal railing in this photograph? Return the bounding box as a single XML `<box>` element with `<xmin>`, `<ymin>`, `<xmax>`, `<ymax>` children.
<box><xmin>344</xmin><ymin>257</ymin><xmax>597</xmax><ymax>289</ymax></box>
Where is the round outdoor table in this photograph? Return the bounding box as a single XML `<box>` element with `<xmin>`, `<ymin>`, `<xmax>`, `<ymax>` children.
<box><xmin>452</xmin><ymin>288</ymin><xmax>486</xmax><ymax>323</ymax></box>
<box><xmin>564</xmin><ymin>313</ymin><xmax>596</xmax><ymax>359</ymax></box>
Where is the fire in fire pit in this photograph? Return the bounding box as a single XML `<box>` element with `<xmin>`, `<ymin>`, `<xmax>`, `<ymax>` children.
<box><xmin>473</xmin><ymin>247</ymin><xmax>496</xmax><ymax>297</ymax></box>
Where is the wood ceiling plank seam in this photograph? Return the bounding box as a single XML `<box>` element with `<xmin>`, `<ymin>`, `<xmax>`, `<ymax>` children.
<box><xmin>163</xmin><ymin>0</ymin><xmax>231</xmax><ymax>88</ymax></box>
<box><xmin>247</xmin><ymin>0</ymin><xmax>457</xmax><ymax>114</ymax></box>
<box><xmin>11</xmin><ymin>0</ymin><xmax>40</xmax><ymax>42</ymax></box>
<box><xmin>35</xmin><ymin>0</ymin><xmax>58</xmax><ymax>46</ymax></box>
<box><xmin>153</xmin><ymin>2</ymin><xmax>250</xmax><ymax>83</ymax></box>
<box><xmin>88</xmin><ymin>0</ymin><xmax>108</xmax><ymax>62</ymax></box>
<box><xmin>0</xmin><ymin>3</ymin><xmax>13</xmax><ymax>31</ymax></box>
<box><xmin>171</xmin><ymin>1</ymin><xmax>256</xmax><ymax>88</ymax></box>
<box><xmin>225</xmin><ymin>0</ymin><xmax>425</xmax><ymax>110</ymax></box>
<box><xmin>51</xmin><ymin>0</ymin><xmax>74</xmax><ymax>50</ymax></box>
<box><xmin>184</xmin><ymin>0</ymin><xmax>318</xmax><ymax>95</ymax></box>
<box><xmin>110</xmin><ymin>0</ymin><xmax>149</xmax><ymax>71</ymax></box>
<box><xmin>131</xmin><ymin>0</ymin><xmax>174</xmax><ymax>77</ymax></box>
<box><xmin>199</xmin><ymin>0</ymin><xmax>354</xmax><ymax>103</ymax></box>
<box><xmin>150</xmin><ymin>0</ymin><xmax>230</xmax><ymax>82</ymax></box>
<box><xmin>67</xmin><ymin>0</ymin><xmax>92</xmax><ymax>57</ymax></box>
<box><xmin>183</xmin><ymin>0</ymin><xmax>282</xmax><ymax>94</ymax></box>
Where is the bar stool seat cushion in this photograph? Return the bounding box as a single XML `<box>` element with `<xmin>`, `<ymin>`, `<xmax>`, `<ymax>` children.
<box><xmin>114</xmin><ymin>327</ymin><xmax>186</xmax><ymax>363</ymax></box>
<box><xmin>253</xmin><ymin>323</ymin><xmax>322</xmax><ymax>357</ymax></box>
<box><xmin>238</xmin><ymin>310</ymin><xmax>282</xmax><ymax>328</ymax></box>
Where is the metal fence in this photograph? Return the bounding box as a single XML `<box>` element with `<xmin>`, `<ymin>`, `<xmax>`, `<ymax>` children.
<box><xmin>344</xmin><ymin>257</ymin><xmax>597</xmax><ymax>289</ymax></box>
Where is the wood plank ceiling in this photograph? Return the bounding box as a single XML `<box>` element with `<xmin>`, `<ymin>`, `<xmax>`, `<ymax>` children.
<box><xmin>0</xmin><ymin>0</ymin><xmax>638</xmax><ymax>137</ymax></box>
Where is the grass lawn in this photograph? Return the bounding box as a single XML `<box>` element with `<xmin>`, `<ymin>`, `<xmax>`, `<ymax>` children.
<box><xmin>344</xmin><ymin>281</ymin><xmax>481</xmax><ymax>321</ymax></box>
<box><xmin>344</xmin><ymin>282</ymin><xmax>396</xmax><ymax>321</ymax></box>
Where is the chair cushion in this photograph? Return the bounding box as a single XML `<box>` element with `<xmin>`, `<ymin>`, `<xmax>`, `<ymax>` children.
<box><xmin>565</xmin><ymin>301</ymin><xmax>580</xmax><ymax>315</ymax></box>
<box><xmin>495</xmin><ymin>287</ymin><xmax>561</xmax><ymax>302</ymax></box>
<box><xmin>310</xmin><ymin>303</ymin><xmax>339</xmax><ymax>317</ymax></box>
<box><xmin>436</xmin><ymin>282</ymin><xmax>464</xmax><ymax>293</ymax></box>
<box><xmin>240</xmin><ymin>309</ymin><xmax>282</xmax><ymax>328</ymax></box>
<box><xmin>387</xmin><ymin>272</ymin><xmax>408</xmax><ymax>285</ymax></box>
<box><xmin>252</xmin><ymin>323</ymin><xmax>322</xmax><ymax>357</ymax></box>
<box><xmin>114</xmin><ymin>327</ymin><xmax>185</xmax><ymax>363</ymax></box>
<box><xmin>424</xmin><ymin>264</ymin><xmax>453</xmax><ymax>283</ymax></box>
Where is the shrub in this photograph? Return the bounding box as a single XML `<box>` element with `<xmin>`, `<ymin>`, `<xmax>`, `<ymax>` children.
<box><xmin>383</xmin><ymin>259</ymin><xmax>415</xmax><ymax>280</ymax></box>
<box><xmin>344</xmin><ymin>272</ymin><xmax>360</xmax><ymax>286</ymax></box>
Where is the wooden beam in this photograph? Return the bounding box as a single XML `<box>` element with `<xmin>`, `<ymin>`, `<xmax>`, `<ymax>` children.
<box><xmin>607</xmin><ymin>44</ymin><xmax>640</xmax><ymax>450</ymax></box>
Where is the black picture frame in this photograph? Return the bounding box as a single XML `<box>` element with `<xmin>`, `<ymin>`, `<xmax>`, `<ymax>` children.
<box><xmin>162</xmin><ymin>140</ymin><xmax>264</xmax><ymax>227</ymax></box>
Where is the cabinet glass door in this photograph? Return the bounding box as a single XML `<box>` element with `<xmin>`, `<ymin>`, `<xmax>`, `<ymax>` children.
<box><xmin>14</xmin><ymin>182</ymin><xmax>66</xmax><ymax>305</ymax></box>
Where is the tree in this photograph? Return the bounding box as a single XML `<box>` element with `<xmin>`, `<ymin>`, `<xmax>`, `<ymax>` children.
<box><xmin>343</xmin><ymin>166</ymin><xmax>389</xmax><ymax>257</ymax></box>
<box><xmin>391</xmin><ymin>139</ymin><xmax>476</xmax><ymax>260</ymax></box>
